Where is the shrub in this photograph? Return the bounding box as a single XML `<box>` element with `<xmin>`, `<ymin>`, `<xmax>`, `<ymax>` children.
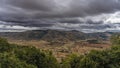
<box><xmin>0</xmin><ymin>38</ymin><xmax>11</xmax><ymax>53</ymax></box>
<box><xmin>0</xmin><ymin>52</ymin><xmax>36</xmax><ymax>68</ymax></box>
<box><xmin>61</xmin><ymin>46</ymin><xmax>120</xmax><ymax>68</ymax></box>
<box><xmin>14</xmin><ymin>46</ymin><xmax>59</xmax><ymax>68</ymax></box>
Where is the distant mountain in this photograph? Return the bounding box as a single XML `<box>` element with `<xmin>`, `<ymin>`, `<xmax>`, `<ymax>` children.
<box><xmin>0</xmin><ymin>30</ymin><xmax>116</xmax><ymax>42</ymax></box>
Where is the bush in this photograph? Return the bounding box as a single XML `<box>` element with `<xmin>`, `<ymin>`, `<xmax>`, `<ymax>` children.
<box><xmin>0</xmin><ymin>53</ymin><xmax>36</xmax><ymax>68</ymax></box>
<box><xmin>14</xmin><ymin>46</ymin><xmax>59</xmax><ymax>68</ymax></box>
<box><xmin>61</xmin><ymin>54</ymin><xmax>97</xmax><ymax>68</ymax></box>
<box><xmin>0</xmin><ymin>38</ymin><xmax>11</xmax><ymax>53</ymax></box>
<box><xmin>61</xmin><ymin>46</ymin><xmax>120</xmax><ymax>68</ymax></box>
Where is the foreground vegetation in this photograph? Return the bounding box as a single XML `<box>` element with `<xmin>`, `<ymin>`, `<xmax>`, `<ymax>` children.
<box><xmin>0</xmin><ymin>34</ymin><xmax>120</xmax><ymax>68</ymax></box>
<box><xmin>0</xmin><ymin>38</ymin><xmax>59</xmax><ymax>68</ymax></box>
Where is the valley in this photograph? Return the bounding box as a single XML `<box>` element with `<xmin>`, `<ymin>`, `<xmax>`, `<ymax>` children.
<box><xmin>2</xmin><ymin>30</ymin><xmax>112</xmax><ymax>61</ymax></box>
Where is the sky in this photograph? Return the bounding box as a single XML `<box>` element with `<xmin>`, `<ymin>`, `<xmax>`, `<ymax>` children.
<box><xmin>0</xmin><ymin>0</ymin><xmax>120</xmax><ymax>33</ymax></box>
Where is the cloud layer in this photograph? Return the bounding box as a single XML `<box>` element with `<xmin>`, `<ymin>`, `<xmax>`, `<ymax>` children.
<box><xmin>0</xmin><ymin>0</ymin><xmax>120</xmax><ymax>18</ymax></box>
<box><xmin>0</xmin><ymin>0</ymin><xmax>120</xmax><ymax>32</ymax></box>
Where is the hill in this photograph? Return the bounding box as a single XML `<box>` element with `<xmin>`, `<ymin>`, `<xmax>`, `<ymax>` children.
<box><xmin>0</xmin><ymin>30</ymin><xmax>115</xmax><ymax>42</ymax></box>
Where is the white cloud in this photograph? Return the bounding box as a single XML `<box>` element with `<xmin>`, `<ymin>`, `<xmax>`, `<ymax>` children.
<box><xmin>104</xmin><ymin>12</ymin><xmax>120</xmax><ymax>24</ymax></box>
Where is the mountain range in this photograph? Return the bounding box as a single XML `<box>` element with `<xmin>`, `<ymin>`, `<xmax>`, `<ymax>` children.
<box><xmin>0</xmin><ymin>30</ymin><xmax>117</xmax><ymax>42</ymax></box>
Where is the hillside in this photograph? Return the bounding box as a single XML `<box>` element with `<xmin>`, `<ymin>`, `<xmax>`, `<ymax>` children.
<box><xmin>0</xmin><ymin>30</ymin><xmax>114</xmax><ymax>42</ymax></box>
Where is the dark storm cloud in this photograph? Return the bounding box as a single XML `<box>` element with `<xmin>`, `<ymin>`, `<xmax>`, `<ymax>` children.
<box><xmin>0</xmin><ymin>0</ymin><xmax>120</xmax><ymax>32</ymax></box>
<box><xmin>4</xmin><ymin>0</ymin><xmax>56</xmax><ymax>11</ymax></box>
<box><xmin>0</xmin><ymin>0</ymin><xmax>120</xmax><ymax>18</ymax></box>
<box><xmin>66</xmin><ymin>0</ymin><xmax>120</xmax><ymax>17</ymax></box>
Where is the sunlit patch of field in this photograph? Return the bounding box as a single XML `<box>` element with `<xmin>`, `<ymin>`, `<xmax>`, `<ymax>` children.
<box><xmin>8</xmin><ymin>39</ymin><xmax>111</xmax><ymax>62</ymax></box>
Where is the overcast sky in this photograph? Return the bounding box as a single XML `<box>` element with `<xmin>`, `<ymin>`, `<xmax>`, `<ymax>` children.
<box><xmin>0</xmin><ymin>0</ymin><xmax>120</xmax><ymax>33</ymax></box>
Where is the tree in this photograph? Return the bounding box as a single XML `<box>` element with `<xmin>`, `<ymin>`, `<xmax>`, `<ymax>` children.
<box><xmin>0</xmin><ymin>52</ymin><xmax>36</xmax><ymax>68</ymax></box>
<box><xmin>0</xmin><ymin>37</ymin><xmax>60</xmax><ymax>68</ymax></box>
<box><xmin>0</xmin><ymin>37</ymin><xmax>11</xmax><ymax>53</ymax></box>
<box><xmin>61</xmin><ymin>46</ymin><xmax>120</xmax><ymax>68</ymax></box>
<box><xmin>14</xmin><ymin>46</ymin><xmax>59</xmax><ymax>68</ymax></box>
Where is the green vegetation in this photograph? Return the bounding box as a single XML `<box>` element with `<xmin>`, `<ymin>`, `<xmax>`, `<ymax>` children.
<box><xmin>61</xmin><ymin>46</ymin><xmax>120</xmax><ymax>68</ymax></box>
<box><xmin>0</xmin><ymin>53</ymin><xmax>36</xmax><ymax>68</ymax></box>
<box><xmin>86</xmin><ymin>39</ymin><xmax>100</xmax><ymax>44</ymax></box>
<box><xmin>61</xmin><ymin>34</ymin><xmax>120</xmax><ymax>68</ymax></box>
<box><xmin>0</xmin><ymin>37</ymin><xmax>59</xmax><ymax>68</ymax></box>
<box><xmin>111</xmin><ymin>34</ymin><xmax>120</xmax><ymax>45</ymax></box>
<box><xmin>0</xmin><ymin>34</ymin><xmax>120</xmax><ymax>68</ymax></box>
